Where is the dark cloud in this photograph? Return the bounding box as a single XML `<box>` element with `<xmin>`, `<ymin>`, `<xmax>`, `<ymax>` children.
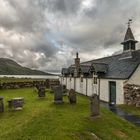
<box><xmin>0</xmin><ymin>0</ymin><xmax>140</xmax><ymax>72</ymax></box>
<box><xmin>47</xmin><ymin>0</ymin><xmax>81</xmax><ymax>15</ymax></box>
<box><xmin>59</xmin><ymin>0</ymin><xmax>140</xmax><ymax>53</ymax></box>
<box><xmin>4</xmin><ymin>0</ymin><xmax>47</xmax><ymax>33</ymax></box>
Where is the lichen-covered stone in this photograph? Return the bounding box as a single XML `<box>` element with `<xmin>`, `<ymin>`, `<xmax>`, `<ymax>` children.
<box><xmin>90</xmin><ymin>94</ymin><xmax>100</xmax><ymax>117</ymax></box>
<box><xmin>68</xmin><ymin>89</ymin><xmax>76</xmax><ymax>104</ymax></box>
<box><xmin>124</xmin><ymin>84</ymin><xmax>140</xmax><ymax>107</ymax></box>
<box><xmin>53</xmin><ymin>85</ymin><xmax>63</xmax><ymax>104</ymax></box>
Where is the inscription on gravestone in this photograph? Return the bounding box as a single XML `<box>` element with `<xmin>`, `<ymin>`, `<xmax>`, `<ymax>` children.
<box><xmin>53</xmin><ymin>85</ymin><xmax>63</xmax><ymax>104</ymax></box>
<box><xmin>90</xmin><ymin>94</ymin><xmax>100</xmax><ymax>117</ymax></box>
<box><xmin>68</xmin><ymin>89</ymin><xmax>76</xmax><ymax>104</ymax></box>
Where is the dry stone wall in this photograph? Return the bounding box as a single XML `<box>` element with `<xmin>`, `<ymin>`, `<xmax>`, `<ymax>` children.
<box><xmin>124</xmin><ymin>84</ymin><xmax>140</xmax><ymax>107</ymax></box>
<box><xmin>0</xmin><ymin>79</ymin><xmax>60</xmax><ymax>89</ymax></box>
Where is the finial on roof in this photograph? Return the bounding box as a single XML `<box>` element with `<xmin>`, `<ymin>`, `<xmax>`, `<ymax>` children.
<box><xmin>127</xmin><ymin>19</ymin><xmax>132</xmax><ymax>28</ymax></box>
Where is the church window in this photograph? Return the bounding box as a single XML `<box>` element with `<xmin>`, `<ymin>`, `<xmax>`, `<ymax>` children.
<box><xmin>81</xmin><ymin>75</ymin><xmax>83</xmax><ymax>82</ymax></box>
<box><xmin>93</xmin><ymin>77</ymin><xmax>97</xmax><ymax>84</ymax></box>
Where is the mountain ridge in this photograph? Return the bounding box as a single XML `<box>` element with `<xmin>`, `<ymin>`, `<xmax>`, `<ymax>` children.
<box><xmin>0</xmin><ymin>58</ymin><xmax>53</xmax><ymax>75</ymax></box>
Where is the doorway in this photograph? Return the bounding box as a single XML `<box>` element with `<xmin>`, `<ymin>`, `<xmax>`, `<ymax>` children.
<box><xmin>109</xmin><ymin>81</ymin><xmax>116</xmax><ymax>105</ymax></box>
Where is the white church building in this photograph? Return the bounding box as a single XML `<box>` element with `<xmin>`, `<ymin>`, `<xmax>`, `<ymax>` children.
<box><xmin>60</xmin><ymin>23</ymin><xmax>140</xmax><ymax>105</ymax></box>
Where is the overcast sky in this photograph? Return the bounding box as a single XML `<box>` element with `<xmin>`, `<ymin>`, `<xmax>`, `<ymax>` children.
<box><xmin>0</xmin><ymin>0</ymin><xmax>140</xmax><ymax>72</ymax></box>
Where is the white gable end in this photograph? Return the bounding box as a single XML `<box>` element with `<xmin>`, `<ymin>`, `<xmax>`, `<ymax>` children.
<box><xmin>128</xmin><ymin>64</ymin><xmax>140</xmax><ymax>85</ymax></box>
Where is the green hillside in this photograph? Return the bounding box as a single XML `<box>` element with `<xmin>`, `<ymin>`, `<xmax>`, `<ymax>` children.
<box><xmin>0</xmin><ymin>58</ymin><xmax>51</xmax><ymax>75</ymax></box>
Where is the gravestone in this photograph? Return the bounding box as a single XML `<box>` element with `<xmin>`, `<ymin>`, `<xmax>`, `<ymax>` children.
<box><xmin>46</xmin><ymin>79</ymin><xmax>50</xmax><ymax>89</ymax></box>
<box><xmin>38</xmin><ymin>86</ymin><xmax>46</xmax><ymax>98</ymax></box>
<box><xmin>68</xmin><ymin>89</ymin><xmax>76</xmax><ymax>104</ymax></box>
<box><xmin>90</xmin><ymin>94</ymin><xmax>100</xmax><ymax>117</ymax></box>
<box><xmin>0</xmin><ymin>97</ymin><xmax>4</xmax><ymax>112</ymax></box>
<box><xmin>8</xmin><ymin>97</ymin><xmax>24</xmax><ymax>111</ymax></box>
<box><xmin>53</xmin><ymin>85</ymin><xmax>63</xmax><ymax>104</ymax></box>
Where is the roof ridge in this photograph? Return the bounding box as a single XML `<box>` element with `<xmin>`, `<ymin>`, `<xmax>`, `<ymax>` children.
<box><xmin>81</xmin><ymin>49</ymin><xmax>140</xmax><ymax>64</ymax></box>
<box><xmin>81</xmin><ymin>53</ymin><xmax>121</xmax><ymax>64</ymax></box>
<box><xmin>92</xmin><ymin>62</ymin><xmax>108</xmax><ymax>65</ymax></box>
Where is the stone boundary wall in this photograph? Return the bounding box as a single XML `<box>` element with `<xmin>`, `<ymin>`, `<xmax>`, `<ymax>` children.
<box><xmin>0</xmin><ymin>79</ymin><xmax>60</xmax><ymax>89</ymax></box>
<box><xmin>0</xmin><ymin>81</ymin><xmax>41</xmax><ymax>89</ymax></box>
<box><xmin>124</xmin><ymin>84</ymin><xmax>140</xmax><ymax>107</ymax></box>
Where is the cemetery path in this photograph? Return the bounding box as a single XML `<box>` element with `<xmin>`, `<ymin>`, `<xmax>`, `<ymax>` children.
<box><xmin>100</xmin><ymin>102</ymin><xmax>140</xmax><ymax>126</ymax></box>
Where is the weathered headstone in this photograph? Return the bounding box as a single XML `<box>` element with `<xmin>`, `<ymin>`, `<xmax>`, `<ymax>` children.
<box><xmin>8</xmin><ymin>97</ymin><xmax>24</xmax><ymax>111</ymax></box>
<box><xmin>0</xmin><ymin>97</ymin><xmax>4</xmax><ymax>112</ymax></box>
<box><xmin>53</xmin><ymin>85</ymin><xmax>63</xmax><ymax>104</ymax></box>
<box><xmin>46</xmin><ymin>79</ymin><xmax>50</xmax><ymax>89</ymax></box>
<box><xmin>68</xmin><ymin>89</ymin><xmax>76</xmax><ymax>104</ymax></box>
<box><xmin>38</xmin><ymin>87</ymin><xmax>46</xmax><ymax>98</ymax></box>
<box><xmin>90</xmin><ymin>94</ymin><xmax>100</xmax><ymax>117</ymax></box>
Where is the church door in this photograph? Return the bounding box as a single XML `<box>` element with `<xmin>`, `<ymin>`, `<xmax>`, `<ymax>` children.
<box><xmin>109</xmin><ymin>81</ymin><xmax>116</xmax><ymax>105</ymax></box>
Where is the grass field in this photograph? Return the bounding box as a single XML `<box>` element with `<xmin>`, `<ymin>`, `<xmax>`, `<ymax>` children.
<box><xmin>0</xmin><ymin>88</ymin><xmax>140</xmax><ymax>140</ymax></box>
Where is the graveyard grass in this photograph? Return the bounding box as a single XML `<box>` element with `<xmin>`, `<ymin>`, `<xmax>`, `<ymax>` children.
<box><xmin>0</xmin><ymin>88</ymin><xmax>140</xmax><ymax>140</ymax></box>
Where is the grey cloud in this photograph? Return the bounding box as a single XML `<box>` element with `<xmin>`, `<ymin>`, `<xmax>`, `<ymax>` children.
<box><xmin>2</xmin><ymin>0</ymin><xmax>47</xmax><ymax>33</ymax></box>
<box><xmin>47</xmin><ymin>0</ymin><xmax>81</xmax><ymax>16</ymax></box>
<box><xmin>0</xmin><ymin>0</ymin><xmax>140</xmax><ymax>72</ymax></box>
<box><xmin>60</xmin><ymin>0</ymin><xmax>140</xmax><ymax>54</ymax></box>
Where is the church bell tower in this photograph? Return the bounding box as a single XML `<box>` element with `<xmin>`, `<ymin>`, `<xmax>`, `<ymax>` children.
<box><xmin>121</xmin><ymin>19</ymin><xmax>138</xmax><ymax>52</ymax></box>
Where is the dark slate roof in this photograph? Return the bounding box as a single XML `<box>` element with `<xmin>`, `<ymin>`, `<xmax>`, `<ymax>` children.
<box><xmin>61</xmin><ymin>68</ymin><xmax>69</xmax><ymax>75</ymax></box>
<box><xmin>69</xmin><ymin>65</ymin><xmax>75</xmax><ymax>74</ymax></box>
<box><xmin>121</xmin><ymin>27</ymin><xmax>138</xmax><ymax>44</ymax></box>
<box><xmin>124</xmin><ymin>27</ymin><xmax>135</xmax><ymax>41</ymax></box>
<box><xmin>91</xmin><ymin>63</ymin><xmax>108</xmax><ymax>73</ymax></box>
<box><xmin>80</xmin><ymin>65</ymin><xmax>91</xmax><ymax>74</ymax></box>
<box><xmin>81</xmin><ymin>50</ymin><xmax>140</xmax><ymax>79</ymax></box>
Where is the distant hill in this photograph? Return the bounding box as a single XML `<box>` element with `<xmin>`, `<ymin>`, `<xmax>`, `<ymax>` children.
<box><xmin>0</xmin><ymin>58</ymin><xmax>53</xmax><ymax>75</ymax></box>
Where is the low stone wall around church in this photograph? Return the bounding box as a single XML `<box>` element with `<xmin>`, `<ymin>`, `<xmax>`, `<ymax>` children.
<box><xmin>124</xmin><ymin>84</ymin><xmax>140</xmax><ymax>107</ymax></box>
<box><xmin>0</xmin><ymin>81</ymin><xmax>35</xmax><ymax>89</ymax></box>
<box><xmin>0</xmin><ymin>79</ymin><xmax>60</xmax><ymax>90</ymax></box>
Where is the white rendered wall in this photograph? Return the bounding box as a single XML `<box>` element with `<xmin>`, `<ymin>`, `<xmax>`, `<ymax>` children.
<box><xmin>100</xmin><ymin>79</ymin><xmax>125</xmax><ymax>104</ymax></box>
<box><xmin>61</xmin><ymin>77</ymin><xmax>67</xmax><ymax>85</ymax></box>
<box><xmin>75</xmin><ymin>78</ymin><xmax>81</xmax><ymax>93</ymax></box>
<box><xmin>128</xmin><ymin>64</ymin><xmax>140</xmax><ymax>85</ymax></box>
<box><xmin>60</xmin><ymin>77</ymin><xmax>125</xmax><ymax>104</ymax></box>
<box><xmin>87</xmin><ymin>79</ymin><xmax>93</xmax><ymax>96</ymax></box>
